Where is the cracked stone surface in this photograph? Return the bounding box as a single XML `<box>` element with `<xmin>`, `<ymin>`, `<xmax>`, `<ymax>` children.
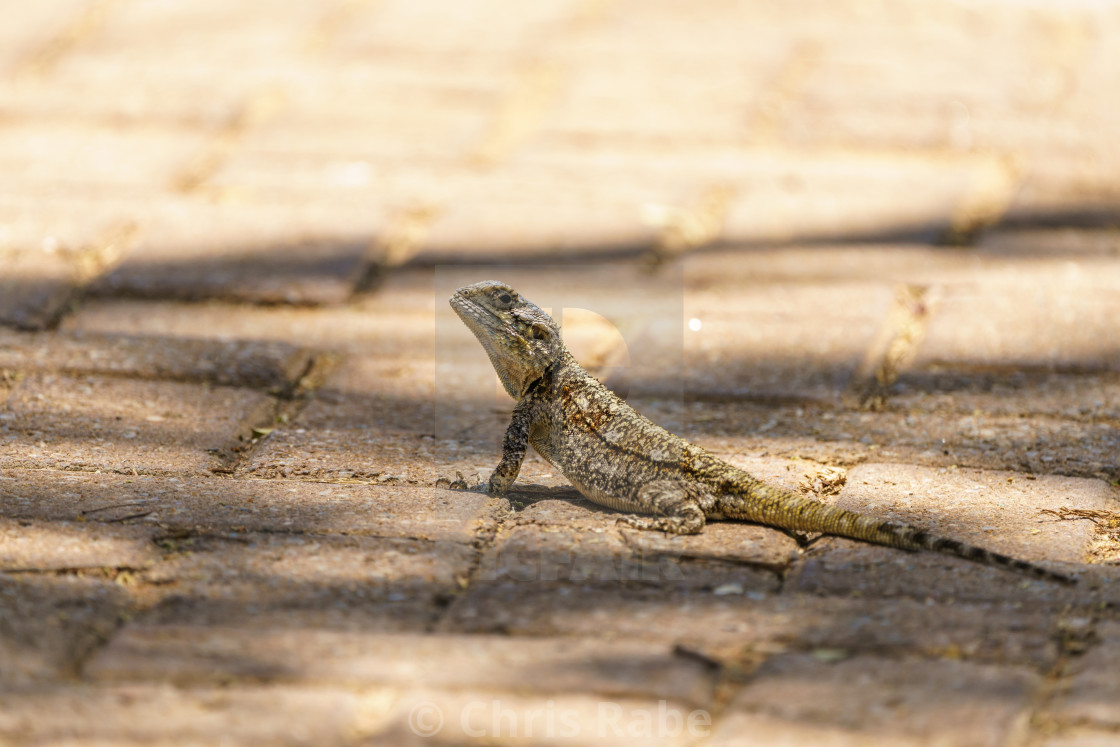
<box><xmin>0</xmin><ymin>373</ymin><xmax>275</xmax><ymax>474</ymax></box>
<box><xmin>92</xmin><ymin>198</ymin><xmax>384</xmax><ymax>304</ymax></box>
<box><xmin>710</xmin><ymin>654</ymin><xmax>1039</xmax><ymax>747</ymax></box>
<box><xmin>0</xmin><ymin>248</ymin><xmax>82</xmax><ymax>330</ymax></box>
<box><xmin>0</xmin><ymin>683</ymin><xmax>389</xmax><ymax>746</ymax></box>
<box><xmin>135</xmin><ymin>532</ymin><xmax>478</xmax><ymax>631</ymax></box>
<box><xmin>0</xmin><ymin>518</ymin><xmax>157</xmax><ymax>572</ymax></box>
<box><xmin>0</xmin><ymin>574</ymin><xmax>135</xmax><ymax>686</ymax></box>
<box><xmin>86</xmin><ymin>628</ymin><xmax>717</xmax><ymax>706</ymax></box>
<box><xmin>0</xmin><ymin>471</ymin><xmax>505</xmax><ymax>542</ymax></box>
<box><xmin>1054</xmin><ymin>621</ymin><xmax>1120</xmax><ymax>728</ymax></box>
<box><xmin>0</xmin><ymin>328</ymin><xmax>312</xmax><ymax>391</ymax></box>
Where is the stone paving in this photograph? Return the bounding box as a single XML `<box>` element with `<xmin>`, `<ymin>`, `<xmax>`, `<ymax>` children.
<box><xmin>2</xmin><ymin>0</ymin><xmax>1120</xmax><ymax>744</ymax></box>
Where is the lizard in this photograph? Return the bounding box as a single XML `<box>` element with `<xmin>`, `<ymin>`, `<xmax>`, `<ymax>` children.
<box><xmin>450</xmin><ymin>280</ymin><xmax>1076</xmax><ymax>585</ymax></box>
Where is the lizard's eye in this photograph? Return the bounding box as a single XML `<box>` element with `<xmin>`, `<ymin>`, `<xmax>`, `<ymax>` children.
<box><xmin>498</xmin><ymin>292</ymin><xmax>512</xmax><ymax>305</ymax></box>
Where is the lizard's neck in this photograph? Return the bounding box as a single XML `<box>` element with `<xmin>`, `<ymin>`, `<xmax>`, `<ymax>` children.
<box><xmin>516</xmin><ymin>350</ymin><xmax>579</xmax><ymax>399</ymax></box>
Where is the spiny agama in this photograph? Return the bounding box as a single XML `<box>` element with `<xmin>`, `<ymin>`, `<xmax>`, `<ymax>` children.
<box><xmin>450</xmin><ymin>280</ymin><xmax>1076</xmax><ymax>585</ymax></box>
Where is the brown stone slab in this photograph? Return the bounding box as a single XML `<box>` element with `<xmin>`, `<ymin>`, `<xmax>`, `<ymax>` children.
<box><xmin>788</xmin><ymin>464</ymin><xmax>1116</xmax><ymax>600</ymax></box>
<box><xmin>327</xmin><ymin>0</ymin><xmax>571</xmax><ymax>56</ymax></box>
<box><xmin>680</xmin><ymin>272</ymin><xmax>894</xmax><ymax>402</ymax></box>
<box><xmin>244</xmin><ymin>407</ymin><xmax>527</xmax><ymax>486</ymax></box>
<box><xmin>685</xmin><ymin>243</ymin><xmax>980</xmax><ymax>286</ymax></box>
<box><xmin>0</xmin><ymin>518</ymin><xmax>156</xmax><ymax>571</ymax></box>
<box><xmin>474</xmin><ymin>517</ymin><xmax>784</xmax><ymax>592</ymax></box>
<box><xmin>1044</xmin><ymin>730</ymin><xmax>1120</xmax><ymax>747</ymax></box>
<box><xmin>0</xmin><ymin>121</ymin><xmax>207</xmax><ymax>190</ymax></box>
<box><xmin>444</xmin><ymin>583</ymin><xmax>775</xmax><ymax>640</ymax></box>
<box><xmin>86</xmin><ymin>627</ymin><xmax>717</xmax><ymax>706</ymax></box>
<box><xmin>0</xmin><ymin>683</ymin><xmax>387</xmax><ymax>746</ymax></box>
<box><xmin>0</xmin><ymin>191</ymin><xmax>143</xmax><ymax>330</ymax></box>
<box><xmin>777</xmin><ymin>7</ymin><xmax>1092</xmax><ymax>148</ymax></box>
<box><xmin>405</xmin><ymin>145</ymin><xmax>989</xmax><ymax>260</ymax></box>
<box><xmin>138</xmin><ymin>532</ymin><xmax>475</xmax><ymax>631</ymax></box>
<box><xmin>0</xmin><ymin>373</ymin><xmax>274</xmax><ymax>474</ymax></box>
<box><xmin>682</xmin><ymin>242</ymin><xmax>1120</xmax><ymax>401</ymax></box>
<box><xmin>1008</xmin><ymin>180</ymin><xmax>1120</xmax><ymax>229</ymax></box>
<box><xmin>525</xmin><ymin>144</ymin><xmax>976</xmax><ymax>243</ymax></box>
<box><xmin>882</xmin><ymin>233</ymin><xmax>1120</xmax><ymax>382</ymax></box>
<box><xmin>794</xmin><ymin>538</ymin><xmax>1120</xmax><ymax>606</ymax></box>
<box><xmin>710</xmin><ymin>655</ymin><xmax>1038</xmax><ymax>747</ymax></box>
<box><xmin>538</xmin><ymin>50</ymin><xmax>777</xmax><ymax>144</ymax></box>
<box><xmin>81</xmin><ymin>0</ymin><xmax>322</xmax><ymax>62</ymax></box>
<box><xmin>64</xmin><ymin>267</ymin><xmax>438</xmax><ymax>354</ymax></box>
<box><xmin>888</xmin><ymin>370</ymin><xmax>1120</xmax><ymax>423</ymax></box>
<box><xmin>911</xmin><ymin>262</ymin><xmax>1120</xmax><ymax>374</ymax></box>
<box><xmin>0</xmin><ymin>0</ymin><xmax>90</xmax><ymax>72</ymax></box>
<box><xmin>0</xmin><ymin>471</ymin><xmax>505</xmax><ymax>543</ymax></box>
<box><xmin>841</xmin><ymin>464</ymin><xmax>1111</xmax><ymax>562</ymax></box>
<box><xmin>0</xmin><ymin>189</ymin><xmax>142</xmax><ymax>254</ymax></box>
<box><xmin>1056</xmin><ymin>621</ymin><xmax>1120</xmax><ymax>728</ymax></box>
<box><xmin>0</xmin><ymin>574</ymin><xmax>134</xmax><ymax>686</ymax></box>
<box><xmin>401</xmin><ymin>165</ymin><xmax>679</xmax><ymax>261</ymax></box>
<box><xmin>218</xmin><ymin>71</ymin><xmax>497</xmax><ymax>168</ymax></box>
<box><xmin>0</xmin><ymin>57</ymin><xmax>248</xmax><ymax>126</ymax></box>
<box><xmin>0</xmin><ymin>328</ymin><xmax>311</xmax><ymax>391</ymax></box>
<box><xmin>444</xmin><ymin>586</ymin><xmax>1061</xmax><ymax>668</ymax></box>
<box><xmin>652</xmin><ymin>398</ymin><xmax>1120</xmax><ymax>483</ymax></box>
<box><xmin>93</xmin><ymin>198</ymin><xmax>383</xmax><ymax>304</ymax></box>
<box><xmin>977</xmin><ymin>229</ymin><xmax>1120</xmax><ymax>259</ymax></box>
<box><xmin>0</xmin><ymin>248</ymin><xmax>79</xmax><ymax>330</ymax></box>
<box><xmin>244</xmin><ymin>350</ymin><xmax>529</xmax><ymax>485</ymax></box>
<box><xmin>418</xmin><ymin>197</ymin><xmax>661</xmax><ymax>262</ymax></box>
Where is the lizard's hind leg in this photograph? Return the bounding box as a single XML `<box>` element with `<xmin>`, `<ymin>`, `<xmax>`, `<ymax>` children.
<box><xmin>615</xmin><ymin>481</ymin><xmax>706</xmax><ymax>535</ymax></box>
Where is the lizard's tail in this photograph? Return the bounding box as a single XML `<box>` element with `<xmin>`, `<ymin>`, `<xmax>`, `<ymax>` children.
<box><xmin>727</xmin><ymin>481</ymin><xmax>1077</xmax><ymax>585</ymax></box>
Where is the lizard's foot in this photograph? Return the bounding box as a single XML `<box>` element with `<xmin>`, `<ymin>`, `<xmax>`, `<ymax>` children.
<box><xmin>437</xmin><ymin>471</ymin><xmax>485</xmax><ymax>491</ymax></box>
<box><xmin>774</xmin><ymin>526</ymin><xmax>816</xmax><ymax>547</ymax></box>
<box><xmin>615</xmin><ymin>481</ymin><xmax>707</xmax><ymax>534</ymax></box>
<box><xmin>488</xmin><ymin>457</ymin><xmax>524</xmax><ymax>495</ymax></box>
<box><xmin>616</xmin><ymin>512</ymin><xmax>704</xmax><ymax>535</ymax></box>
<box><xmin>488</xmin><ymin>473</ymin><xmax>512</xmax><ymax>495</ymax></box>
<box><xmin>618</xmin><ymin>497</ymin><xmax>703</xmax><ymax>530</ymax></box>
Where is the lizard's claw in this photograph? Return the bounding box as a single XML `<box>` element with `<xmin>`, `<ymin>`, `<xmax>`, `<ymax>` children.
<box><xmin>435</xmin><ymin>470</ymin><xmax>474</xmax><ymax>491</ymax></box>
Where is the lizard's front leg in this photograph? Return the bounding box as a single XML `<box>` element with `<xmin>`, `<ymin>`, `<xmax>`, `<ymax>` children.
<box><xmin>488</xmin><ymin>397</ymin><xmax>533</xmax><ymax>495</ymax></box>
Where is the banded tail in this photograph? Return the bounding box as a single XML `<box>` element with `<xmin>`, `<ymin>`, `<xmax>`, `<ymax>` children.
<box><xmin>730</xmin><ymin>482</ymin><xmax>1077</xmax><ymax>585</ymax></box>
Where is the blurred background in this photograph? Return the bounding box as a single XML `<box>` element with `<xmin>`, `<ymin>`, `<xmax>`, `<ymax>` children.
<box><xmin>2</xmin><ymin>3</ymin><xmax>1120</xmax><ymax>742</ymax></box>
<box><xmin>2</xmin><ymin>0</ymin><xmax>1118</xmax><ymax>326</ymax></box>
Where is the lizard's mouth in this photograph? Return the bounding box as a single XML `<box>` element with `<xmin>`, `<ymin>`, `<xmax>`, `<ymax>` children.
<box><xmin>449</xmin><ymin>290</ymin><xmax>486</xmax><ymax>327</ymax></box>
<box><xmin>449</xmin><ymin>290</ymin><xmax>504</xmax><ymax>350</ymax></box>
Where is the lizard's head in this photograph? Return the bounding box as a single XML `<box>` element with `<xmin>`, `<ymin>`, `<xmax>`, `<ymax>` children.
<box><xmin>450</xmin><ymin>280</ymin><xmax>563</xmax><ymax>398</ymax></box>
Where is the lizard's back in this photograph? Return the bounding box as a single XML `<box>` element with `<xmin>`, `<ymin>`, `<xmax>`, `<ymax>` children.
<box><xmin>535</xmin><ymin>360</ymin><xmax>728</xmax><ymax>512</ymax></box>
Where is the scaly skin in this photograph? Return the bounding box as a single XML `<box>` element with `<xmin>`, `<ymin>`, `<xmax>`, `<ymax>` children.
<box><xmin>450</xmin><ymin>280</ymin><xmax>1076</xmax><ymax>585</ymax></box>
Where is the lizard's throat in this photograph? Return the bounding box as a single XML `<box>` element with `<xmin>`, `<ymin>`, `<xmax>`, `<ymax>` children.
<box><xmin>494</xmin><ymin>359</ymin><xmax>554</xmax><ymax>400</ymax></box>
<box><xmin>492</xmin><ymin>361</ymin><xmax>523</xmax><ymax>399</ymax></box>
